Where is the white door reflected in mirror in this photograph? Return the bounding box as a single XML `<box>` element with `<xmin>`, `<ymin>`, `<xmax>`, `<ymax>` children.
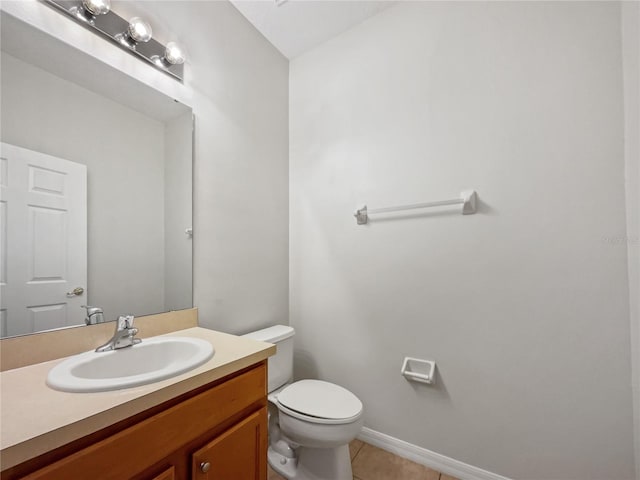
<box><xmin>0</xmin><ymin>142</ymin><xmax>87</xmax><ymax>337</ymax></box>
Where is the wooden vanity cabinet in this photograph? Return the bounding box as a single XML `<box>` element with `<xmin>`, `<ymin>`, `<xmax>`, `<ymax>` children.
<box><xmin>3</xmin><ymin>362</ymin><xmax>268</xmax><ymax>480</ymax></box>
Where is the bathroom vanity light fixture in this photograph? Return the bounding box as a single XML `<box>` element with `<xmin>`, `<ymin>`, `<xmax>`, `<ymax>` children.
<box><xmin>44</xmin><ymin>0</ymin><xmax>185</xmax><ymax>82</ymax></box>
<box><xmin>152</xmin><ymin>42</ymin><xmax>186</xmax><ymax>68</ymax></box>
<box><xmin>115</xmin><ymin>17</ymin><xmax>153</xmax><ymax>49</ymax></box>
<box><xmin>70</xmin><ymin>0</ymin><xmax>110</xmax><ymax>24</ymax></box>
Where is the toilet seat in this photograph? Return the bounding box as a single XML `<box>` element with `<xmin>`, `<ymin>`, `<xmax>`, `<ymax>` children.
<box><xmin>275</xmin><ymin>380</ymin><xmax>363</xmax><ymax>425</ymax></box>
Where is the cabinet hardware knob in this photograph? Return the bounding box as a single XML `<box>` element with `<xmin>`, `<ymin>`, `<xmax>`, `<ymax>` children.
<box><xmin>200</xmin><ymin>461</ymin><xmax>211</xmax><ymax>473</ymax></box>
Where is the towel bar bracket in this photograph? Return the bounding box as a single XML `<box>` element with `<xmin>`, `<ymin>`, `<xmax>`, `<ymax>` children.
<box><xmin>355</xmin><ymin>206</ymin><xmax>369</xmax><ymax>225</ymax></box>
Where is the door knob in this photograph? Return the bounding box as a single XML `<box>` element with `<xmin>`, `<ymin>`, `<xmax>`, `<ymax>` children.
<box><xmin>200</xmin><ymin>461</ymin><xmax>211</xmax><ymax>473</ymax></box>
<box><xmin>66</xmin><ymin>287</ymin><xmax>84</xmax><ymax>297</ymax></box>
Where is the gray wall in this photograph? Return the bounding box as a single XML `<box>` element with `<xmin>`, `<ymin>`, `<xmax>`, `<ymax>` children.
<box><xmin>170</xmin><ymin>2</ymin><xmax>290</xmax><ymax>333</ymax></box>
<box><xmin>622</xmin><ymin>2</ymin><xmax>640</xmax><ymax>476</ymax></box>
<box><xmin>164</xmin><ymin>112</ymin><xmax>193</xmax><ymax>312</ymax></box>
<box><xmin>289</xmin><ymin>2</ymin><xmax>634</xmax><ymax>479</ymax></box>
<box><xmin>0</xmin><ymin>51</ymin><xmax>166</xmax><ymax>321</ymax></box>
<box><xmin>106</xmin><ymin>0</ymin><xmax>290</xmax><ymax>333</ymax></box>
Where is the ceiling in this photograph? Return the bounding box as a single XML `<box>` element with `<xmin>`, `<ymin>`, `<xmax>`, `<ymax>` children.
<box><xmin>229</xmin><ymin>0</ymin><xmax>397</xmax><ymax>59</ymax></box>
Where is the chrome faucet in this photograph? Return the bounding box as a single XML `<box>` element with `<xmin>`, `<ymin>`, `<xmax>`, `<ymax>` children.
<box><xmin>82</xmin><ymin>305</ymin><xmax>105</xmax><ymax>325</ymax></box>
<box><xmin>95</xmin><ymin>315</ymin><xmax>141</xmax><ymax>352</ymax></box>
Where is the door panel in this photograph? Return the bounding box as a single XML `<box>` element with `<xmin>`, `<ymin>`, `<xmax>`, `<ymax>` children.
<box><xmin>27</xmin><ymin>304</ymin><xmax>67</xmax><ymax>333</ymax></box>
<box><xmin>29</xmin><ymin>206</ymin><xmax>67</xmax><ymax>281</ymax></box>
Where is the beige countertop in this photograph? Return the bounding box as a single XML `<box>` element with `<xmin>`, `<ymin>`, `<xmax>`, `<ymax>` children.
<box><xmin>0</xmin><ymin>327</ymin><xmax>275</xmax><ymax>471</ymax></box>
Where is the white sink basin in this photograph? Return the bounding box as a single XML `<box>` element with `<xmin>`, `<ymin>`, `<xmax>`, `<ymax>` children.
<box><xmin>46</xmin><ymin>336</ymin><xmax>214</xmax><ymax>393</ymax></box>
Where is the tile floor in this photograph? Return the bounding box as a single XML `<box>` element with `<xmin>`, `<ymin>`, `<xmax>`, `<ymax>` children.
<box><xmin>267</xmin><ymin>440</ymin><xmax>460</xmax><ymax>480</ymax></box>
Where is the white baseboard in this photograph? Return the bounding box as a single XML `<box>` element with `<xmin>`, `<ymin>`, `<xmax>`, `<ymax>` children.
<box><xmin>357</xmin><ymin>427</ymin><xmax>512</xmax><ymax>480</ymax></box>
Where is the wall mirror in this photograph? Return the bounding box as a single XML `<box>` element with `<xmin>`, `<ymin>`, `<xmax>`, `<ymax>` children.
<box><xmin>0</xmin><ymin>11</ymin><xmax>193</xmax><ymax>338</ymax></box>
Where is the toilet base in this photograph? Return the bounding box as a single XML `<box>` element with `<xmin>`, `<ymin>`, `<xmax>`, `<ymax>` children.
<box><xmin>268</xmin><ymin>444</ymin><xmax>352</xmax><ymax>480</ymax></box>
<box><xmin>268</xmin><ymin>447</ymin><xmax>298</xmax><ymax>478</ymax></box>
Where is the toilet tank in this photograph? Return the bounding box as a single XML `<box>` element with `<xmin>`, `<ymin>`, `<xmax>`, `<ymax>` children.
<box><xmin>243</xmin><ymin>325</ymin><xmax>294</xmax><ymax>393</ymax></box>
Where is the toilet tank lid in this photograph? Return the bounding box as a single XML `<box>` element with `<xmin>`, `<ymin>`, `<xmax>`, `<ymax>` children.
<box><xmin>242</xmin><ymin>325</ymin><xmax>294</xmax><ymax>343</ymax></box>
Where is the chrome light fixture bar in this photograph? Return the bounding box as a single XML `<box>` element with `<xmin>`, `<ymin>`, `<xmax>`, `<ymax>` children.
<box><xmin>43</xmin><ymin>0</ymin><xmax>185</xmax><ymax>82</ymax></box>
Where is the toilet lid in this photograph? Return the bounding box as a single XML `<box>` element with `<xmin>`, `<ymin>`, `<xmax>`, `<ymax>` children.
<box><xmin>276</xmin><ymin>380</ymin><xmax>362</xmax><ymax>420</ymax></box>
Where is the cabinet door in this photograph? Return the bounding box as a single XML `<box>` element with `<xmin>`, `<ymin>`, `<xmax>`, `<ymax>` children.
<box><xmin>192</xmin><ymin>408</ymin><xmax>267</xmax><ymax>480</ymax></box>
<box><xmin>150</xmin><ymin>466</ymin><xmax>175</xmax><ymax>480</ymax></box>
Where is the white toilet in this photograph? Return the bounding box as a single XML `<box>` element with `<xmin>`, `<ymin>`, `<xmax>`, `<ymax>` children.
<box><xmin>243</xmin><ymin>325</ymin><xmax>363</xmax><ymax>480</ymax></box>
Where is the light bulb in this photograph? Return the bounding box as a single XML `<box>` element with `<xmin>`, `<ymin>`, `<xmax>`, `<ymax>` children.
<box><xmin>82</xmin><ymin>0</ymin><xmax>110</xmax><ymax>16</ymax></box>
<box><xmin>128</xmin><ymin>17</ymin><xmax>152</xmax><ymax>43</ymax></box>
<box><xmin>164</xmin><ymin>42</ymin><xmax>185</xmax><ymax>65</ymax></box>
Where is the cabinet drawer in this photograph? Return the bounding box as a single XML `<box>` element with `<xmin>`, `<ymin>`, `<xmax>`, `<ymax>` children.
<box><xmin>22</xmin><ymin>364</ymin><xmax>266</xmax><ymax>480</ymax></box>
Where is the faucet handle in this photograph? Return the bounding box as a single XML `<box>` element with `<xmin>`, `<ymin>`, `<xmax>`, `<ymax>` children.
<box><xmin>82</xmin><ymin>305</ymin><xmax>105</xmax><ymax>325</ymax></box>
<box><xmin>81</xmin><ymin>305</ymin><xmax>103</xmax><ymax>315</ymax></box>
<box><xmin>95</xmin><ymin>315</ymin><xmax>139</xmax><ymax>352</ymax></box>
<box><xmin>117</xmin><ymin>315</ymin><xmax>135</xmax><ymax>330</ymax></box>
